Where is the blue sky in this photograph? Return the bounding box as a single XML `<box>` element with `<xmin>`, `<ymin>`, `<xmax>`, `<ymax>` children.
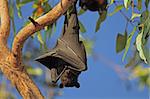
<box><xmin>7</xmin><ymin>1</ymin><xmax>149</xmax><ymax>99</ymax></box>
<box><xmin>55</xmin><ymin>10</ymin><xmax>148</xmax><ymax>99</ymax></box>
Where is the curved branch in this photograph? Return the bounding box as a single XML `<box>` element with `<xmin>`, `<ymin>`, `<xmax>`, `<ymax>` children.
<box><xmin>0</xmin><ymin>0</ymin><xmax>10</xmax><ymax>44</ymax></box>
<box><xmin>0</xmin><ymin>55</ymin><xmax>44</xmax><ymax>99</ymax></box>
<box><xmin>0</xmin><ymin>0</ymin><xmax>76</xmax><ymax>98</ymax></box>
<box><xmin>12</xmin><ymin>0</ymin><xmax>76</xmax><ymax>63</ymax></box>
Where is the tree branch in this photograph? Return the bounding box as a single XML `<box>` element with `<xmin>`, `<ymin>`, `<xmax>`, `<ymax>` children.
<box><xmin>0</xmin><ymin>0</ymin><xmax>10</xmax><ymax>44</ymax></box>
<box><xmin>0</xmin><ymin>0</ymin><xmax>76</xmax><ymax>98</ymax></box>
<box><xmin>12</xmin><ymin>0</ymin><xmax>76</xmax><ymax>64</ymax></box>
<box><xmin>0</xmin><ymin>57</ymin><xmax>44</xmax><ymax>99</ymax></box>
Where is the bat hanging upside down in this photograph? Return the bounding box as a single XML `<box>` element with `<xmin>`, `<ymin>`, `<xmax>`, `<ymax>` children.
<box><xmin>35</xmin><ymin>2</ymin><xmax>87</xmax><ymax>88</ymax></box>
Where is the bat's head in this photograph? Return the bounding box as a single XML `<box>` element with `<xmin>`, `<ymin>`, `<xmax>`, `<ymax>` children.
<box><xmin>59</xmin><ymin>69</ymin><xmax>81</xmax><ymax>88</ymax></box>
<box><xmin>79</xmin><ymin>0</ymin><xmax>107</xmax><ymax>12</ymax></box>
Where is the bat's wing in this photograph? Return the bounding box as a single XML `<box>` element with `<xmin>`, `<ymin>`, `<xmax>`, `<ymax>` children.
<box><xmin>35</xmin><ymin>39</ymin><xmax>87</xmax><ymax>71</ymax></box>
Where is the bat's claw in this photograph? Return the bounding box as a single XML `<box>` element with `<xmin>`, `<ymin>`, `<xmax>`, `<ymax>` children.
<box><xmin>59</xmin><ymin>83</ymin><xmax>64</xmax><ymax>88</ymax></box>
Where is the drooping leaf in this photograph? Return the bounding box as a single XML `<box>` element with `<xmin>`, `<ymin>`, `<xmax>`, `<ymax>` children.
<box><xmin>44</xmin><ymin>24</ymin><xmax>53</xmax><ymax>40</ymax></box>
<box><xmin>43</xmin><ymin>1</ymin><xmax>52</xmax><ymax>13</ymax></box>
<box><xmin>27</xmin><ymin>67</ymin><xmax>43</xmax><ymax>76</ymax></box>
<box><xmin>110</xmin><ymin>0</ymin><xmax>114</xmax><ymax>5</ymax></box>
<box><xmin>95</xmin><ymin>11</ymin><xmax>107</xmax><ymax>32</ymax></box>
<box><xmin>140</xmin><ymin>11</ymin><xmax>150</xmax><ymax>44</ymax></box>
<box><xmin>109</xmin><ymin>5</ymin><xmax>124</xmax><ymax>16</ymax></box>
<box><xmin>122</xmin><ymin>27</ymin><xmax>136</xmax><ymax>61</ymax></box>
<box><xmin>82</xmin><ymin>39</ymin><xmax>94</xmax><ymax>55</ymax></box>
<box><xmin>131</xmin><ymin>12</ymin><xmax>141</xmax><ymax>20</ymax></box>
<box><xmin>34</xmin><ymin>6</ymin><xmax>44</xmax><ymax>17</ymax></box>
<box><xmin>131</xmin><ymin>65</ymin><xmax>149</xmax><ymax>78</ymax></box>
<box><xmin>137</xmin><ymin>0</ymin><xmax>142</xmax><ymax>10</ymax></box>
<box><xmin>9</xmin><ymin>1</ymin><xmax>16</xmax><ymax>36</ymax></box>
<box><xmin>125</xmin><ymin>51</ymin><xmax>141</xmax><ymax>68</ymax></box>
<box><xmin>116</xmin><ymin>32</ymin><xmax>127</xmax><ymax>53</ymax></box>
<box><xmin>79</xmin><ymin>21</ymin><xmax>86</xmax><ymax>33</ymax></box>
<box><xmin>140</xmin><ymin>10</ymin><xmax>149</xmax><ymax>23</ymax></box>
<box><xmin>78</xmin><ymin>8</ymin><xmax>86</xmax><ymax>15</ymax></box>
<box><xmin>143</xmin><ymin>46</ymin><xmax>150</xmax><ymax>65</ymax></box>
<box><xmin>145</xmin><ymin>0</ymin><xmax>150</xmax><ymax>9</ymax></box>
<box><xmin>136</xmin><ymin>26</ymin><xmax>148</xmax><ymax>64</ymax></box>
<box><xmin>124</xmin><ymin>0</ymin><xmax>130</xmax><ymax>9</ymax></box>
<box><xmin>16</xmin><ymin>0</ymin><xmax>23</xmax><ymax>18</ymax></box>
<box><xmin>37</xmin><ymin>32</ymin><xmax>44</xmax><ymax>45</ymax></box>
<box><xmin>32</xmin><ymin>2</ymin><xmax>39</xmax><ymax>9</ymax></box>
<box><xmin>18</xmin><ymin>0</ymin><xmax>35</xmax><ymax>7</ymax></box>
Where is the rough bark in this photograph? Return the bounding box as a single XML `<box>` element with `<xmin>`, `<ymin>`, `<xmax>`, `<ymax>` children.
<box><xmin>0</xmin><ymin>0</ymin><xmax>76</xmax><ymax>98</ymax></box>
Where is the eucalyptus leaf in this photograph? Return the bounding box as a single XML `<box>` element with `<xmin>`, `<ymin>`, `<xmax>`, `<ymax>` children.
<box><xmin>79</xmin><ymin>21</ymin><xmax>86</xmax><ymax>33</ymax></box>
<box><xmin>124</xmin><ymin>0</ymin><xmax>129</xmax><ymax>9</ymax></box>
<box><xmin>136</xmin><ymin>27</ymin><xmax>148</xmax><ymax>64</ymax></box>
<box><xmin>137</xmin><ymin>0</ymin><xmax>142</xmax><ymax>10</ymax></box>
<box><xmin>27</xmin><ymin>68</ymin><xmax>43</xmax><ymax>76</ymax></box>
<box><xmin>122</xmin><ymin>27</ymin><xmax>136</xmax><ymax>61</ymax></box>
<box><xmin>116</xmin><ymin>32</ymin><xmax>127</xmax><ymax>53</ymax></box>
<box><xmin>131</xmin><ymin>13</ymin><xmax>141</xmax><ymax>20</ymax></box>
<box><xmin>95</xmin><ymin>11</ymin><xmax>107</xmax><ymax>32</ymax></box>
<box><xmin>110</xmin><ymin>0</ymin><xmax>114</xmax><ymax>5</ymax></box>
<box><xmin>109</xmin><ymin>5</ymin><xmax>124</xmax><ymax>16</ymax></box>
<box><xmin>145</xmin><ymin>0</ymin><xmax>150</xmax><ymax>9</ymax></box>
<box><xmin>37</xmin><ymin>32</ymin><xmax>44</xmax><ymax>45</ymax></box>
<box><xmin>78</xmin><ymin>8</ymin><xmax>86</xmax><ymax>15</ymax></box>
<box><xmin>16</xmin><ymin>0</ymin><xmax>23</xmax><ymax>18</ymax></box>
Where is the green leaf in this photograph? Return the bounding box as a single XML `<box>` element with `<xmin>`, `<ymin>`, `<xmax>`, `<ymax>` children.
<box><xmin>19</xmin><ymin>0</ymin><xmax>35</xmax><ymax>6</ymax></box>
<box><xmin>144</xmin><ymin>46</ymin><xmax>150</xmax><ymax>65</ymax></box>
<box><xmin>122</xmin><ymin>27</ymin><xmax>136</xmax><ymax>61</ymax></box>
<box><xmin>79</xmin><ymin>21</ymin><xmax>86</xmax><ymax>33</ymax></box>
<box><xmin>124</xmin><ymin>0</ymin><xmax>130</xmax><ymax>9</ymax></box>
<box><xmin>9</xmin><ymin>1</ymin><xmax>16</xmax><ymax>36</ymax></box>
<box><xmin>107</xmin><ymin>0</ymin><xmax>114</xmax><ymax>7</ymax></box>
<box><xmin>116</xmin><ymin>32</ymin><xmax>127</xmax><ymax>53</ymax></box>
<box><xmin>109</xmin><ymin>5</ymin><xmax>124</xmax><ymax>16</ymax></box>
<box><xmin>95</xmin><ymin>11</ymin><xmax>107</xmax><ymax>32</ymax></box>
<box><xmin>131</xmin><ymin>13</ymin><xmax>141</xmax><ymax>20</ymax></box>
<box><xmin>140</xmin><ymin>10</ymin><xmax>150</xmax><ymax>44</ymax></box>
<box><xmin>44</xmin><ymin>24</ymin><xmax>53</xmax><ymax>39</ymax></box>
<box><xmin>82</xmin><ymin>39</ymin><xmax>94</xmax><ymax>55</ymax></box>
<box><xmin>43</xmin><ymin>1</ymin><xmax>52</xmax><ymax>13</ymax></box>
<box><xmin>140</xmin><ymin>10</ymin><xmax>149</xmax><ymax>23</ymax></box>
<box><xmin>37</xmin><ymin>32</ymin><xmax>44</xmax><ymax>45</ymax></box>
<box><xmin>125</xmin><ymin>51</ymin><xmax>140</xmax><ymax>68</ymax></box>
<box><xmin>27</xmin><ymin>68</ymin><xmax>43</xmax><ymax>76</ymax></box>
<box><xmin>16</xmin><ymin>0</ymin><xmax>22</xmax><ymax>18</ymax></box>
<box><xmin>136</xmin><ymin>27</ymin><xmax>148</xmax><ymax>64</ymax></box>
<box><xmin>16</xmin><ymin>0</ymin><xmax>35</xmax><ymax>18</ymax></box>
<box><xmin>131</xmin><ymin>65</ymin><xmax>149</xmax><ymax>78</ymax></box>
<box><xmin>145</xmin><ymin>0</ymin><xmax>150</xmax><ymax>9</ymax></box>
<box><xmin>110</xmin><ymin>0</ymin><xmax>114</xmax><ymax>5</ymax></box>
<box><xmin>78</xmin><ymin>8</ymin><xmax>86</xmax><ymax>15</ymax></box>
<box><xmin>137</xmin><ymin>0</ymin><xmax>142</xmax><ymax>10</ymax></box>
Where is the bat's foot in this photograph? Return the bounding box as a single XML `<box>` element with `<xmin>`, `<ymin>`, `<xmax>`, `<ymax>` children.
<box><xmin>74</xmin><ymin>82</ymin><xmax>80</xmax><ymax>88</ymax></box>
